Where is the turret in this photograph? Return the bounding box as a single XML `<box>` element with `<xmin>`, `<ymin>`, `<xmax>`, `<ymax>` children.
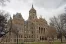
<box><xmin>13</xmin><ymin>13</ymin><xmax>24</xmax><ymax>20</ymax></box>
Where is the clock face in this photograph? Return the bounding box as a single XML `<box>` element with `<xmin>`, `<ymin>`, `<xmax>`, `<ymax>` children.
<box><xmin>33</xmin><ymin>13</ymin><xmax>36</xmax><ymax>15</ymax></box>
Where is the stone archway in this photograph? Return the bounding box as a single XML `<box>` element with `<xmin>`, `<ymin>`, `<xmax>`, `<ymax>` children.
<box><xmin>40</xmin><ymin>36</ymin><xmax>47</xmax><ymax>41</ymax></box>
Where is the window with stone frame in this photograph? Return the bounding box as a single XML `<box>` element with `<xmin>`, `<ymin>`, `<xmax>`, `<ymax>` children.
<box><xmin>40</xmin><ymin>36</ymin><xmax>41</xmax><ymax>40</ymax></box>
<box><xmin>14</xmin><ymin>39</ymin><xmax>16</xmax><ymax>42</ymax></box>
<box><xmin>41</xmin><ymin>28</ymin><xmax>43</xmax><ymax>33</ymax></box>
<box><xmin>32</xmin><ymin>35</ymin><xmax>33</xmax><ymax>38</ymax></box>
<box><xmin>31</xmin><ymin>31</ymin><xmax>33</xmax><ymax>34</ymax></box>
<box><xmin>31</xmin><ymin>27</ymin><xmax>33</xmax><ymax>29</ymax></box>
<box><xmin>5</xmin><ymin>39</ymin><xmax>7</xmax><ymax>42</ymax></box>
<box><xmin>29</xmin><ymin>35</ymin><xmax>31</xmax><ymax>38</ymax></box>
<box><xmin>19</xmin><ymin>35</ymin><xmax>20</xmax><ymax>38</ymax></box>
<box><xmin>39</xmin><ymin>27</ymin><xmax>40</xmax><ymax>33</ymax></box>
<box><xmin>24</xmin><ymin>36</ymin><xmax>27</xmax><ymax>38</ymax></box>
<box><xmin>30</xmin><ymin>23</ymin><xmax>34</xmax><ymax>29</ymax></box>
<box><xmin>21</xmin><ymin>35</ymin><xmax>22</xmax><ymax>38</ymax></box>
<box><xmin>44</xmin><ymin>28</ymin><xmax>45</xmax><ymax>33</ymax></box>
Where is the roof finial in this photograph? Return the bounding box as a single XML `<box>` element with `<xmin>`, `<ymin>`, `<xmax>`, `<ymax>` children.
<box><xmin>32</xmin><ymin>4</ymin><xmax>33</xmax><ymax>8</ymax></box>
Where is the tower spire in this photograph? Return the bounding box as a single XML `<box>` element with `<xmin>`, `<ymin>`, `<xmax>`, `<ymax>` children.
<box><xmin>32</xmin><ymin>4</ymin><xmax>33</xmax><ymax>8</ymax></box>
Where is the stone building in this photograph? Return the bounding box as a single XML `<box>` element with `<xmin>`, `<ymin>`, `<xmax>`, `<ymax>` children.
<box><xmin>0</xmin><ymin>5</ymin><xmax>53</xmax><ymax>44</ymax></box>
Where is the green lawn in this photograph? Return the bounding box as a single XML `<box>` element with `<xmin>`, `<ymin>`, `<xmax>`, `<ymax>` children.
<box><xmin>19</xmin><ymin>40</ymin><xmax>66</xmax><ymax>44</ymax></box>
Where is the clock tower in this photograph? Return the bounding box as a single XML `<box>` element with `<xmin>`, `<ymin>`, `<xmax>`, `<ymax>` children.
<box><xmin>29</xmin><ymin>5</ymin><xmax>37</xmax><ymax>20</ymax></box>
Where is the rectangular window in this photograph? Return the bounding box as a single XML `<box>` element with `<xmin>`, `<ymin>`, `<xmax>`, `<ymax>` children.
<box><xmin>32</xmin><ymin>35</ymin><xmax>33</xmax><ymax>38</ymax></box>
<box><xmin>21</xmin><ymin>35</ymin><xmax>22</xmax><ymax>38</ymax></box>
<box><xmin>14</xmin><ymin>39</ymin><xmax>16</xmax><ymax>42</ymax></box>
<box><xmin>39</xmin><ymin>27</ymin><xmax>40</xmax><ymax>33</ymax></box>
<box><xmin>44</xmin><ymin>28</ymin><xmax>45</xmax><ymax>33</ymax></box>
<box><xmin>32</xmin><ymin>31</ymin><xmax>33</xmax><ymax>34</ymax></box>
<box><xmin>41</xmin><ymin>28</ymin><xmax>43</xmax><ymax>33</ymax></box>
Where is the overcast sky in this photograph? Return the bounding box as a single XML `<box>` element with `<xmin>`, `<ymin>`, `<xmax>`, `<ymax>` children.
<box><xmin>0</xmin><ymin>0</ymin><xmax>66</xmax><ymax>22</ymax></box>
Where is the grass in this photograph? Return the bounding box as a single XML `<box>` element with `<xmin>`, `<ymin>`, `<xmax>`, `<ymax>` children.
<box><xmin>19</xmin><ymin>40</ymin><xmax>66</xmax><ymax>44</ymax></box>
<box><xmin>53</xmin><ymin>42</ymin><xmax>61</xmax><ymax>44</ymax></box>
<box><xmin>24</xmin><ymin>42</ymin><xmax>61</xmax><ymax>44</ymax></box>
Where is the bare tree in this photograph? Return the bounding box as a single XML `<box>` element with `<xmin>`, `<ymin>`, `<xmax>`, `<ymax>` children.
<box><xmin>0</xmin><ymin>0</ymin><xmax>10</xmax><ymax>6</ymax></box>
<box><xmin>50</xmin><ymin>16</ymin><xmax>61</xmax><ymax>33</ymax></box>
<box><xmin>60</xmin><ymin>13</ymin><xmax>66</xmax><ymax>39</ymax></box>
<box><xmin>49</xmin><ymin>15</ymin><xmax>64</xmax><ymax>42</ymax></box>
<box><xmin>47</xmin><ymin>26</ymin><xmax>57</xmax><ymax>41</ymax></box>
<box><xmin>0</xmin><ymin>10</ymin><xmax>10</xmax><ymax>37</ymax></box>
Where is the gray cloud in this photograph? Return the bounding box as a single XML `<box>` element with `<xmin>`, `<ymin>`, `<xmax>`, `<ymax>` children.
<box><xmin>17</xmin><ymin>0</ymin><xmax>66</xmax><ymax>9</ymax></box>
<box><xmin>1</xmin><ymin>0</ymin><xmax>66</xmax><ymax>22</ymax></box>
<box><xmin>33</xmin><ymin>0</ymin><xmax>66</xmax><ymax>9</ymax></box>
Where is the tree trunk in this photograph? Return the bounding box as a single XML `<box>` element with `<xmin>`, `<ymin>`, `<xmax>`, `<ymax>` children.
<box><xmin>61</xmin><ymin>33</ymin><xmax>62</xmax><ymax>43</ymax></box>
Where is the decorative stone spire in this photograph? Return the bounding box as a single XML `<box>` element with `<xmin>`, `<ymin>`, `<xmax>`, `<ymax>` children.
<box><xmin>32</xmin><ymin>4</ymin><xmax>33</xmax><ymax>8</ymax></box>
<box><xmin>13</xmin><ymin>13</ymin><xmax>24</xmax><ymax>20</ymax></box>
<box><xmin>29</xmin><ymin>4</ymin><xmax>36</xmax><ymax>12</ymax></box>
